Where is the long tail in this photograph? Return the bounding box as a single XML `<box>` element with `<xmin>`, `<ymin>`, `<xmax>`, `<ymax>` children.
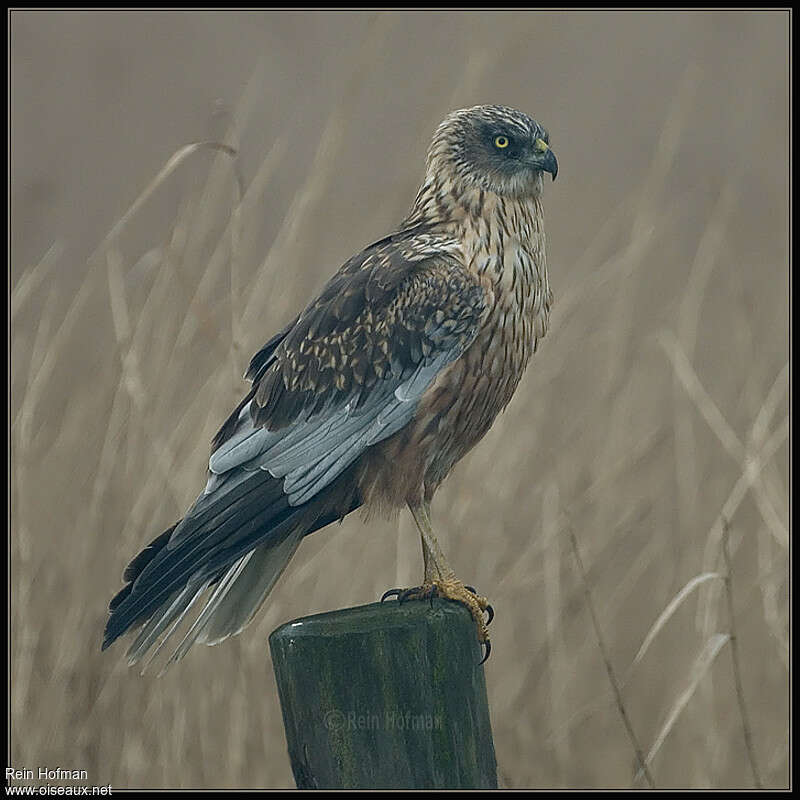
<box><xmin>102</xmin><ymin>468</ymin><xmax>360</xmax><ymax>670</ymax></box>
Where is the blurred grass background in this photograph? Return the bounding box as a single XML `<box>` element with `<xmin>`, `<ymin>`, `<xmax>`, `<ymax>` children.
<box><xmin>10</xmin><ymin>10</ymin><xmax>788</xmax><ymax>789</ymax></box>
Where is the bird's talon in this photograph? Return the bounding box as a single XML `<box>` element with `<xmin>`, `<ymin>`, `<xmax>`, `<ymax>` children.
<box><xmin>463</xmin><ymin>585</ymin><xmax>494</xmax><ymax>626</ymax></box>
<box><xmin>398</xmin><ymin>587</ymin><xmax>420</xmax><ymax>604</ymax></box>
<box><xmin>382</xmin><ymin>585</ymin><xmax>437</xmax><ymax>605</ymax></box>
<box><xmin>383</xmin><ymin>579</ymin><xmax>493</xmax><ymax>660</ymax></box>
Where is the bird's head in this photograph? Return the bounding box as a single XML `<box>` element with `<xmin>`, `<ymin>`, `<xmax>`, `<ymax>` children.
<box><xmin>426</xmin><ymin>105</ymin><xmax>558</xmax><ymax>200</ymax></box>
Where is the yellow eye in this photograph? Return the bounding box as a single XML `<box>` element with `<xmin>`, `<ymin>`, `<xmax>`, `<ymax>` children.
<box><xmin>494</xmin><ymin>135</ymin><xmax>509</xmax><ymax>149</ymax></box>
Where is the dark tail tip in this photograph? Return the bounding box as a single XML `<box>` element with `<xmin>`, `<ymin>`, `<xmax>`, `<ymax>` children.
<box><xmin>102</xmin><ymin>522</ymin><xmax>178</xmax><ymax>655</ymax></box>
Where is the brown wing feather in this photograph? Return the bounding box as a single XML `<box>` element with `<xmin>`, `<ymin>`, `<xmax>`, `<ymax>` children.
<box><xmin>240</xmin><ymin>231</ymin><xmax>484</xmax><ymax>434</ymax></box>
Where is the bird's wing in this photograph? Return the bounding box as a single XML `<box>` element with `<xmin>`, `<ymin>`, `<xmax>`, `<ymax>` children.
<box><xmin>104</xmin><ymin>232</ymin><xmax>486</xmax><ymax>664</ymax></box>
<box><xmin>201</xmin><ymin>231</ymin><xmax>486</xmax><ymax>512</ymax></box>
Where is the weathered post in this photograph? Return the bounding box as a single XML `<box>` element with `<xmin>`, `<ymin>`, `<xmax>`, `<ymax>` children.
<box><xmin>269</xmin><ymin>599</ymin><xmax>497</xmax><ymax>789</ymax></box>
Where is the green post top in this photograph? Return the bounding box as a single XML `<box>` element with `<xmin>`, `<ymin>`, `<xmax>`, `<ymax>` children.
<box><xmin>269</xmin><ymin>599</ymin><xmax>498</xmax><ymax>789</ymax></box>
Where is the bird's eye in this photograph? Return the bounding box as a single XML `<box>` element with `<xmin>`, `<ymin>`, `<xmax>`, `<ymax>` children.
<box><xmin>494</xmin><ymin>135</ymin><xmax>509</xmax><ymax>149</ymax></box>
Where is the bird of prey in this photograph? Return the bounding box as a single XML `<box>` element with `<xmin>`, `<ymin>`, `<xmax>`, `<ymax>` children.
<box><xmin>103</xmin><ymin>104</ymin><xmax>557</xmax><ymax>669</ymax></box>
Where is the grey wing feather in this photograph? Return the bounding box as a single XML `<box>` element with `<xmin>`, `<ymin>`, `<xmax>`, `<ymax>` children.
<box><xmin>207</xmin><ymin>249</ymin><xmax>484</xmax><ymax>509</ymax></box>
<box><xmin>106</xmin><ymin>236</ymin><xmax>485</xmax><ymax>671</ymax></box>
<box><xmin>207</xmin><ymin>341</ymin><xmax>466</xmax><ymax>508</ymax></box>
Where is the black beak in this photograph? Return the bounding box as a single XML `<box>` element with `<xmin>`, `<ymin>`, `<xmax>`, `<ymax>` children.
<box><xmin>541</xmin><ymin>148</ymin><xmax>558</xmax><ymax>181</ymax></box>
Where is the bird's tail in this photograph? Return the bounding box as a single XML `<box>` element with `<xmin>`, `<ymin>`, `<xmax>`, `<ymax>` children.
<box><xmin>125</xmin><ymin>528</ymin><xmax>304</xmax><ymax>672</ymax></box>
<box><xmin>102</xmin><ymin>469</ymin><xmax>360</xmax><ymax>672</ymax></box>
<box><xmin>192</xmin><ymin>532</ymin><xmax>303</xmax><ymax>647</ymax></box>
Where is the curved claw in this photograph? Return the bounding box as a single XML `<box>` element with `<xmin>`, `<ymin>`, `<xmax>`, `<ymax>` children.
<box><xmin>399</xmin><ymin>585</ymin><xmax>438</xmax><ymax>606</ymax></box>
<box><xmin>383</xmin><ymin>585</ymin><xmax>437</xmax><ymax>605</ymax></box>
<box><xmin>398</xmin><ymin>586</ymin><xmax>421</xmax><ymax>604</ymax></box>
<box><xmin>385</xmin><ymin>582</ymin><xmax>493</xmax><ymax>662</ymax></box>
<box><xmin>464</xmin><ymin>585</ymin><xmax>494</xmax><ymax>626</ymax></box>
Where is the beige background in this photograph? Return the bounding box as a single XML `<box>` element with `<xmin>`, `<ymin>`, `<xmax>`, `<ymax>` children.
<box><xmin>10</xmin><ymin>10</ymin><xmax>789</xmax><ymax>789</ymax></box>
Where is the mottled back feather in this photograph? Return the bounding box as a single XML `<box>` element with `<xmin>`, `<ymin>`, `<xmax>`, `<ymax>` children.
<box><xmin>208</xmin><ymin>230</ymin><xmax>487</xmax><ymax>506</ymax></box>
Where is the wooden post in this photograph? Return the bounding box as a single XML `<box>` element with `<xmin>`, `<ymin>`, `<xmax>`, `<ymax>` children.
<box><xmin>269</xmin><ymin>599</ymin><xmax>498</xmax><ymax>789</ymax></box>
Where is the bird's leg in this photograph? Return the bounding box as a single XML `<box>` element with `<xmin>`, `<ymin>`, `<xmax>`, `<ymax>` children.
<box><xmin>383</xmin><ymin>522</ymin><xmax>440</xmax><ymax>604</ymax></box>
<box><xmin>415</xmin><ymin>526</ymin><xmax>438</xmax><ymax>600</ymax></box>
<box><xmin>386</xmin><ymin>502</ymin><xmax>493</xmax><ymax>660</ymax></box>
<box><xmin>380</xmin><ymin>512</ymin><xmax>437</xmax><ymax>604</ymax></box>
<box><xmin>420</xmin><ymin>521</ymin><xmax>436</xmax><ymax>584</ymax></box>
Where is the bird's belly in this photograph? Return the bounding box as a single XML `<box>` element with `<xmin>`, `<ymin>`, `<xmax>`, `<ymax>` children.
<box><xmin>360</xmin><ymin>317</ymin><xmax>531</xmax><ymax>511</ymax></box>
<box><xmin>423</xmin><ymin>332</ymin><xmax>528</xmax><ymax>485</ymax></box>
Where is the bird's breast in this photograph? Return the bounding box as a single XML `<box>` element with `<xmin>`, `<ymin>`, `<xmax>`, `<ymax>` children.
<box><xmin>461</xmin><ymin>193</ymin><xmax>551</xmax><ymax>378</ymax></box>
<box><xmin>358</xmin><ymin>193</ymin><xmax>552</xmax><ymax>509</ymax></box>
<box><xmin>412</xmin><ymin>198</ymin><xmax>552</xmax><ymax>495</ymax></box>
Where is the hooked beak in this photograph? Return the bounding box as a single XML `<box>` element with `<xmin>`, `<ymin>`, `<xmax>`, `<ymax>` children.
<box><xmin>533</xmin><ymin>137</ymin><xmax>558</xmax><ymax>181</ymax></box>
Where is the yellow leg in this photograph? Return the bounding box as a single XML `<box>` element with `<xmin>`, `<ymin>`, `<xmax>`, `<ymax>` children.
<box><xmin>407</xmin><ymin>502</ymin><xmax>492</xmax><ymax>655</ymax></box>
<box><xmin>411</xmin><ymin>502</ymin><xmax>452</xmax><ymax>583</ymax></box>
